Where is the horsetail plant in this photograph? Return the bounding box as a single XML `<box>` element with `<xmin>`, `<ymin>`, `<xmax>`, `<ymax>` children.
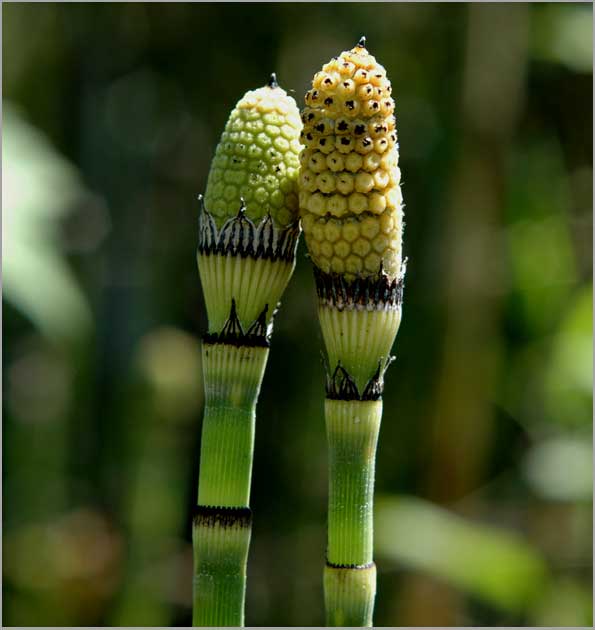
<box><xmin>194</xmin><ymin>75</ymin><xmax>302</xmax><ymax>626</ymax></box>
<box><xmin>298</xmin><ymin>38</ymin><xmax>406</xmax><ymax>626</ymax></box>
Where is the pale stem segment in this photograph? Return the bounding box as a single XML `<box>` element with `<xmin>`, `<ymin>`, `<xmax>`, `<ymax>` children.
<box><xmin>193</xmin><ymin>341</ymin><xmax>269</xmax><ymax>626</ymax></box>
<box><xmin>324</xmin><ymin>562</ymin><xmax>377</xmax><ymax>628</ymax></box>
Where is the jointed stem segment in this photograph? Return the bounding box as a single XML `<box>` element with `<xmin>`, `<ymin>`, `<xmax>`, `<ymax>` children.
<box><xmin>315</xmin><ymin>271</ymin><xmax>404</xmax><ymax>627</ymax></box>
<box><xmin>324</xmin><ymin>562</ymin><xmax>377</xmax><ymax>627</ymax></box>
<box><xmin>326</xmin><ymin>399</ymin><xmax>382</xmax><ymax>565</ymax></box>
<box><xmin>193</xmin><ymin>342</ymin><xmax>268</xmax><ymax>626</ymax></box>
<box><xmin>198</xmin><ymin>343</ymin><xmax>269</xmax><ymax>507</ymax></box>
<box><xmin>192</xmin><ymin>507</ymin><xmax>252</xmax><ymax>626</ymax></box>
<box><xmin>324</xmin><ymin>398</ymin><xmax>382</xmax><ymax>626</ymax></box>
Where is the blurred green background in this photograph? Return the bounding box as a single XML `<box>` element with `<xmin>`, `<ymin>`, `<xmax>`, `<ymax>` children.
<box><xmin>2</xmin><ymin>3</ymin><xmax>593</xmax><ymax>627</ymax></box>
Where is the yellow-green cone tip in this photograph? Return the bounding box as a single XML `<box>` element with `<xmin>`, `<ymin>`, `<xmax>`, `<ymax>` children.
<box><xmin>204</xmin><ymin>80</ymin><xmax>302</xmax><ymax>230</ymax></box>
<box><xmin>298</xmin><ymin>42</ymin><xmax>404</xmax><ymax>281</ymax></box>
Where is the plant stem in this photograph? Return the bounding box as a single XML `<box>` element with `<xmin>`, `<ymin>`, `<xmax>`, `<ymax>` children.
<box><xmin>198</xmin><ymin>342</ymin><xmax>269</xmax><ymax>507</ymax></box>
<box><xmin>324</xmin><ymin>398</ymin><xmax>382</xmax><ymax>627</ymax></box>
<box><xmin>297</xmin><ymin>38</ymin><xmax>405</xmax><ymax>626</ymax></box>
<box><xmin>326</xmin><ymin>399</ymin><xmax>382</xmax><ymax>565</ymax></box>
<box><xmin>324</xmin><ymin>562</ymin><xmax>377</xmax><ymax>627</ymax></box>
<box><xmin>317</xmin><ymin>273</ymin><xmax>403</xmax><ymax>627</ymax></box>
<box><xmin>193</xmin><ymin>506</ymin><xmax>252</xmax><ymax>627</ymax></box>
<box><xmin>193</xmin><ymin>341</ymin><xmax>268</xmax><ymax>626</ymax></box>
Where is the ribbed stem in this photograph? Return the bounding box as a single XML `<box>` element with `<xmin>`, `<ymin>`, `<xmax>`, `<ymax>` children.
<box><xmin>193</xmin><ymin>507</ymin><xmax>252</xmax><ymax>626</ymax></box>
<box><xmin>324</xmin><ymin>396</ymin><xmax>382</xmax><ymax>626</ymax></box>
<box><xmin>198</xmin><ymin>342</ymin><xmax>269</xmax><ymax>507</ymax></box>
<box><xmin>194</xmin><ymin>342</ymin><xmax>268</xmax><ymax>626</ymax></box>
<box><xmin>324</xmin><ymin>562</ymin><xmax>376</xmax><ymax>627</ymax></box>
<box><xmin>326</xmin><ymin>399</ymin><xmax>382</xmax><ymax>565</ymax></box>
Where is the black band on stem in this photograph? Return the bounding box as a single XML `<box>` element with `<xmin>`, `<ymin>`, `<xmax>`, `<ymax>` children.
<box><xmin>193</xmin><ymin>505</ymin><xmax>253</xmax><ymax>529</ymax></box>
<box><xmin>197</xmin><ymin>195</ymin><xmax>300</xmax><ymax>264</ymax></box>
<box><xmin>326</xmin><ymin>559</ymin><xmax>375</xmax><ymax>571</ymax></box>
<box><xmin>314</xmin><ymin>263</ymin><xmax>405</xmax><ymax>311</ymax></box>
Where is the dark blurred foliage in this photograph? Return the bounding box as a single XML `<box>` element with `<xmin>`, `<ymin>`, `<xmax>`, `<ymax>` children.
<box><xmin>2</xmin><ymin>3</ymin><xmax>592</xmax><ymax>627</ymax></box>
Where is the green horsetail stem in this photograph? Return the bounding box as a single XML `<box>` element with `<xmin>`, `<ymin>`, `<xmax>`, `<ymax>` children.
<box><xmin>193</xmin><ymin>507</ymin><xmax>252</xmax><ymax>627</ymax></box>
<box><xmin>325</xmin><ymin>399</ymin><xmax>382</xmax><ymax>565</ymax></box>
<box><xmin>194</xmin><ymin>76</ymin><xmax>302</xmax><ymax>626</ymax></box>
<box><xmin>198</xmin><ymin>340</ymin><xmax>269</xmax><ymax>507</ymax></box>
<box><xmin>299</xmin><ymin>38</ymin><xmax>405</xmax><ymax>626</ymax></box>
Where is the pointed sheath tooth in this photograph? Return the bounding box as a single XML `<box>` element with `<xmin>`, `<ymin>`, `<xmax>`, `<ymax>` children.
<box><xmin>299</xmin><ymin>43</ymin><xmax>403</xmax><ymax>282</ymax></box>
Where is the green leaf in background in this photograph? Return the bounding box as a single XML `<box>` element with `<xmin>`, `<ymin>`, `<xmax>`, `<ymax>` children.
<box><xmin>523</xmin><ymin>436</ymin><xmax>593</xmax><ymax>502</ymax></box>
<box><xmin>531</xmin><ymin>4</ymin><xmax>593</xmax><ymax>74</ymax></box>
<box><xmin>531</xmin><ymin>576</ymin><xmax>593</xmax><ymax>627</ymax></box>
<box><xmin>543</xmin><ymin>285</ymin><xmax>593</xmax><ymax>429</ymax></box>
<box><xmin>2</xmin><ymin>102</ymin><xmax>91</xmax><ymax>343</ymax></box>
<box><xmin>375</xmin><ymin>495</ymin><xmax>549</xmax><ymax>612</ymax></box>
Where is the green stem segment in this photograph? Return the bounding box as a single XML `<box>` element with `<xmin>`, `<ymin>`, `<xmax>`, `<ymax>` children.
<box><xmin>193</xmin><ymin>507</ymin><xmax>252</xmax><ymax>627</ymax></box>
<box><xmin>324</xmin><ymin>398</ymin><xmax>382</xmax><ymax>626</ymax></box>
<box><xmin>326</xmin><ymin>399</ymin><xmax>382</xmax><ymax>564</ymax></box>
<box><xmin>198</xmin><ymin>342</ymin><xmax>269</xmax><ymax>507</ymax></box>
<box><xmin>193</xmin><ymin>341</ymin><xmax>269</xmax><ymax>626</ymax></box>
